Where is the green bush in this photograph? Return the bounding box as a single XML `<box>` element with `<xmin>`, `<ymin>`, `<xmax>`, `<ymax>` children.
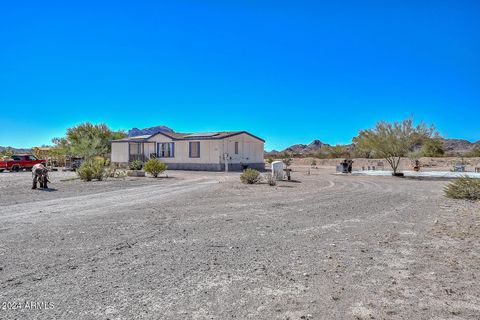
<box><xmin>77</xmin><ymin>162</ymin><xmax>94</xmax><ymax>181</ymax></box>
<box><xmin>445</xmin><ymin>177</ymin><xmax>480</xmax><ymax>200</ymax></box>
<box><xmin>144</xmin><ymin>158</ymin><xmax>167</xmax><ymax>177</ymax></box>
<box><xmin>240</xmin><ymin>168</ymin><xmax>261</xmax><ymax>184</ymax></box>
<box><xmin>77</xmin><ymin>159</ymin><xmax>106</xmax><ymax>181</ymax></box>
<box><xmin>467</xmin><ymin>147</ymin><xmax>480</xmax><ymax>157</ymax></box>
<box><xmin>91</xmin><ymin>159</ymin><xmax>106</xmax><ymax>180</ymax></box>
<box><xmin>421</xmin><ymin>138</ymin><xmax>445</xmax><ymax>157</ymax></box>
<box><xmin>129</xmin><ymin>160</ymin><xmax>143</xmax><ymax>170</ymax></box>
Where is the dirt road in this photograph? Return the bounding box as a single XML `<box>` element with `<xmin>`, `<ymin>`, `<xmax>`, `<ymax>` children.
<box><xmin>0</xmin><ymin>169</ymin><xmax>479</xmax><ymax>319</ymax></box>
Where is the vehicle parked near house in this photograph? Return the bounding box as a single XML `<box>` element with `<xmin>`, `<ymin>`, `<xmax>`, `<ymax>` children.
<box><xmin>0</xmin><ymin>154</ymin><xmax>46</xmax><ymax>172</ymax></box>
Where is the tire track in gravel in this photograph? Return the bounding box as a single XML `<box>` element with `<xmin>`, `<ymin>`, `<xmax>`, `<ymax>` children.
<box><xmin>0</xmin><ymin>178</ymin><xmax>218</xmax><ymax>222</ymax></box>
<box><xmin>0</xmin><ymin>178</ymin><xmax>220</xmax><ymax>290</ymax></box>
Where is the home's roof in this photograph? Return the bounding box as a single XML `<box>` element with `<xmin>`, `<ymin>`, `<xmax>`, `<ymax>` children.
<box><xmin>112</xmin><ymin>131</ymin><xmax>265</xmax><ymax>142</ymax></box>
<box><xmin>112</xmin><ymin>135</ymin><xmax>151</xmax><ymax>142</ymax></box>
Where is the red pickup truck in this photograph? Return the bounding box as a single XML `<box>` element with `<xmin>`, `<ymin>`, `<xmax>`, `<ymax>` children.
<box><xmin>0</xmin><ymin>154</ymin><xmax>46</xmax><ymax>172</ymax></box>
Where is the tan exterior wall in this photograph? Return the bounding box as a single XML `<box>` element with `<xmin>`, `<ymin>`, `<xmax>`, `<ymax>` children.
<box><xmin>147</xmin><ymin>134</ymin><xmax>222</xmax><ymax>164</ymax></box>
<box><xmin>219</xmin><ymin>133</ymin><xmax>264</xmax><ymax>164</ymax></box>
<box><xmin>111</xmin><ymin>133</ymin><xmax>264</xmax><ymax>169</ymax></box>
<box><xmin>111</xmin><ymin>142</ymin><xmax>129</xmax><ymax>163</ymax></box>
<box><xmin>143</xmin><ymin>142</ymin><xmax>156</xmax><ymax>157</ymax></box>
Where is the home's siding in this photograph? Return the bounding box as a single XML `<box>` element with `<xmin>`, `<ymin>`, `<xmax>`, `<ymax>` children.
<box><xmin>219</xmin><ymin>133</ymin><xmax>265</xmax><ymax>164</ymax></box>
<box><xmin>111</xmin><ymin>142</ymin><xmax>129</xmax><ymax>163</ymax></box>
<box><xmin>147</xmin><ymin>134</ymin><xmax>222</xmax><ymax>165</ymax></box>
<box><xmin>111</xmin><ymin>132</ymin><xmax>264</xmax><ymax>171</ymax></box>
<box><xmin>143</xmin><ymin>142</ymin><xmax>156</xmax><ymax>157</ymax></box>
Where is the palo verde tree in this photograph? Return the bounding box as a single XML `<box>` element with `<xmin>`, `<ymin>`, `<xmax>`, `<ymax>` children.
<box><xmin>421</xmin><ymin>138</ymin><xmax>445</xmax><ymax>157</ymax></box>
<box><xmin>324</xmin><ymin>145</ymin><xmax>351</xmax><ymax>159</ymax></box>
<box><xmin>52</xmin><ymin>123</ymin><xmax>126</xmax><ymax>161</ymax></box>
<box><xmin>1</xmin><ymin>147</ymin><xmax>14</xmax><ymax>158</ymax></box>
<box><xmin>353</xmin><ymin>118</ymin><xmax>439</xmax><ymax>175</ymax></box>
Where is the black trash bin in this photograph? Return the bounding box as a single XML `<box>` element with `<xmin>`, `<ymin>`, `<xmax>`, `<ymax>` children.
<box><xmin>339</xmin><ymin>159</ymin><xmax>353</xmax><ymax>173</ymax></box>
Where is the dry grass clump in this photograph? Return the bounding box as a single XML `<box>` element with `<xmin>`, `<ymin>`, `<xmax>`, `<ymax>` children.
<box><xmin>264</xmin><ymin>173</ymin><xmax>276</xmax><ymax>186</ymax></box>
<box><xmin>445</xmin><ymin>177</ymin><xmax>480</xmax><ymax>200</ymax></box>
<box><xmin>240</xmin><ymin>168</ymin><xmax>262</xmax><ymax>184</ymax></box>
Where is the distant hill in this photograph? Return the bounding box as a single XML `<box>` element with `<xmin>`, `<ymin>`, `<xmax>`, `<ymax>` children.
<box><xmin>267</xmin><ymin>138</ymin><xmax>480</xmax><ymax>156</ymax></box>
<box><xmin>443</xmin><ymin>139</ymin><xmax>480</xmax><ymax>154</ymax></box>
<box><xmin>284</xmin><ymin>140</ymin><xmax>329</xmax><ymax>154</ymax></box>
<box><xmin>127</xmin><ymin>125</ymin><xmax>174</xmax><ymax>137</ymax></box>
<box><xmin>0</xmin><ymin>146</ymin><xmax>32</xmax><ymax>154</ymax></box>
<box><xmin>267</xmin><ymin>140</ymin><xmax>330</xmax><ymax>156</ymax></box>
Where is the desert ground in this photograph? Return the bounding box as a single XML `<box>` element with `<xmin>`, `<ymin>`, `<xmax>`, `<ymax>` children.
<box><xmin>0</xmin><ymin>167</ymin><xmax>479</xmax><ymax>320</ymax></box>
<box><xmin>291</xmin><ymin>157</ymin><xmax>480</xmax><ymax>172</ymax></box>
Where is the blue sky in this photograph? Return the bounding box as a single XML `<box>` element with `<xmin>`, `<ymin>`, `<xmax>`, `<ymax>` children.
<box><xmin>1</xmin><ymin>1</ymin><xmax>479</xmax><ymax>151</ymax></box>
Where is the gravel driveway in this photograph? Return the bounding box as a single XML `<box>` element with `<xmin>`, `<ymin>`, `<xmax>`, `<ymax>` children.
<box><xmin>0</xmin><ymin>168</ymin><xmax>479</xmax><ymax>319</ymax></box>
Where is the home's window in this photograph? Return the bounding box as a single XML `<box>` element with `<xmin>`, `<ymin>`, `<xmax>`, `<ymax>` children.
<box><xmin>157</xmin><ymin>142</ymin><xmax>174</xmax><ymax>158</ymax></box>
<box><xmin>234</xmin><ymin>142</ymin><xmax>239</xmax><ymax>154</ymax></box>
<box><xmin>189</xmin><ymin>142</ymin><xmax>200</xmax><ymax>158</ymax></box>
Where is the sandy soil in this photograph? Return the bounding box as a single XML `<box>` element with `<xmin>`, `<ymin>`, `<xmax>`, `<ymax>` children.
<box><xmin>0</xmin><ymin>168</ymin><xmax>479</xmax><ymax>319</ymax></box>
<box><xmin>291</xmin><ymin>157</ymin><xmax>480</xmax><ymax>172</ymax></box>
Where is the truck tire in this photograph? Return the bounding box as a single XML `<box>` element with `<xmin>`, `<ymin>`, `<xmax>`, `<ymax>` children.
<box><xmin>12</xmin><ymin>165</ymin><xmax>20</xmax><ymax>172</ymax></box>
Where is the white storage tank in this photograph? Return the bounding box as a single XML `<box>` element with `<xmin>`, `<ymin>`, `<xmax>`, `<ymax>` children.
<box><xmin>271</xmin><ymin>161</ymin><xmax>284</xmax><ymax>180</ymax></box>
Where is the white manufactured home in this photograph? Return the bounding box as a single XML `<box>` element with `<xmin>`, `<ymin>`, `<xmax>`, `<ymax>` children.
<box><xmin>111</xmin><ymin>131</ymin><xmax>265</xmax><ymax>171</ymax></box>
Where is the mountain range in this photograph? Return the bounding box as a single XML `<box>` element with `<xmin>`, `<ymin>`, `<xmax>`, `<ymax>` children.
<box><xmin>267</xmin><ymin>138</ymin><xmax>480</xmax><ymax>156</ymax></box>
<box><xmin>2</xmin><ymin>125</ymin><xmax>479</xmax><ymax>156</ymax></box>
<box><xmin>0</xmin><ymin>146</ymin><xmax>32</xmax><ymax>154</ymax></box>
<box><xmin>127</xmin><ymin>125</ymin><xmax>174</xmax><ymax>137</ymax></box>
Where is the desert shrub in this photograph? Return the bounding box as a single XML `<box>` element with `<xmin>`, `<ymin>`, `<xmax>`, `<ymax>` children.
<box><xmin>77</xmin><ymin>159</ymin><xmax>106</xmax><ymax>181</ymax></box>
<box><xmin>106</xmin><ymin>167</ymin><xmax>127</xmax><ymax>178</ymax></box>
<box><xmin>282</xmin><ymin>157</ymin><xmax>292</xmax><ymax>168</ymax></box>
<box><xmin>445</xmin><ymin>177</ymin><xmax>480</xmax><ymax>200</ymax></box>
<box><xmin>91</xmin><ymin>159</ymin><xmax>106</xmax><ymax>180</ymax></box>
<box><xmin>240</xmin><ymin>168</ymin><xmax>261</xmax><ymax>184</ymax></box>
<box><xmin>77</xmin><ymin>162</ymin><xmax>94</xmax><ymax>181</ymax></box>
<box><xmin>467</xmin><ymin>147</ymin><xmax>480</xmax><ymax>157</ymax></box>
<box><xmin>310</xmin><ymin>159</ymin><xmax>317</xmax><ymax>167</ymax></box>
<box><xmin>264</xmin><ymin>173</ymin><xmax>276</xmax><ymax>186</ymax></box>
<box><xmin>144</xmin><ymin>158</ymin><xmax>167</xmax><ymax>177</ymax></box>
<box><xmin>129</xmin><ymin>160</ymin><xmax>143</xmax><ymax>170</ymax></box>
<box><xmin>323</xmin><ymin>145</ymin><xmax>351</xmax><ymax>159</ymax></box>
<box><xmin>280</xmin><ymin>152</ymin><xmax>293</xmax><ymax>168</ymax></box>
